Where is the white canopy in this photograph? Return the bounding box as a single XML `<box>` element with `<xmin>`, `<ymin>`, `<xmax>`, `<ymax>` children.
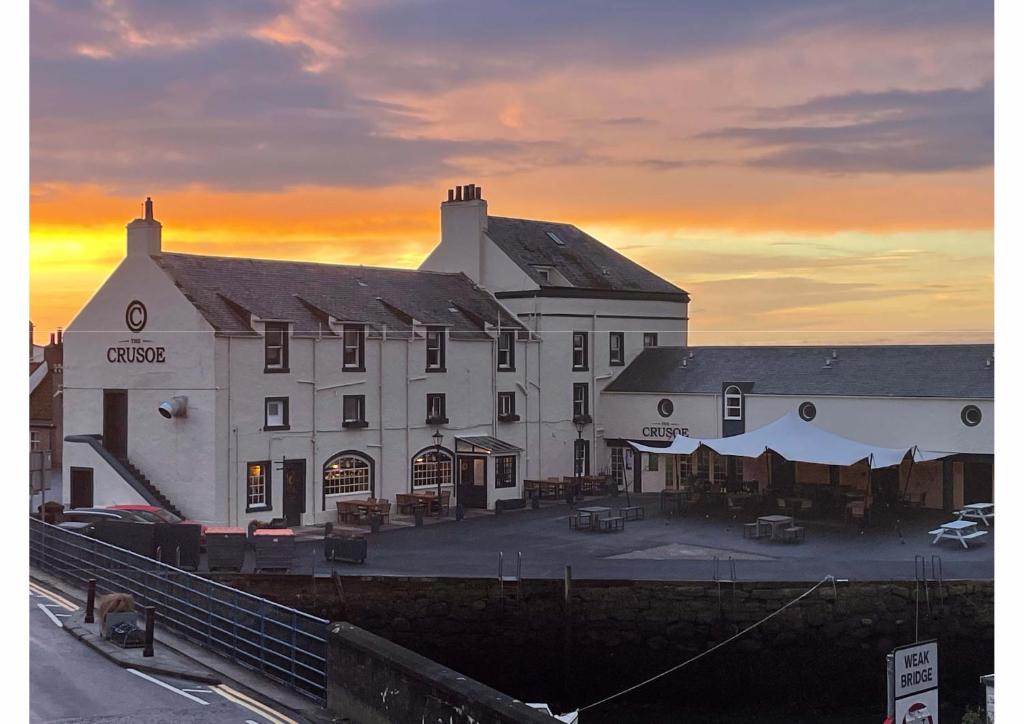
<box><xmin>630</xmin><ymin>413</ymin><xmax>918</xmax><ymax>469</ymax></box>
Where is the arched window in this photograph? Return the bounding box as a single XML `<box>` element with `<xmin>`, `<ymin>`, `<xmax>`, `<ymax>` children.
<box><xmin>411</xmin><ymin>447</ymin><xmax>454</xmax><ymax>489</ymax></box>
<box><xmin>724</xmin><ymin>385</ymin><xmax>743</xmax><ymax>420</ymax></box>
<box><xmin>323</xmin><ymin>452</ymin><xmax>372</xmax><ymax>496</ymax></box>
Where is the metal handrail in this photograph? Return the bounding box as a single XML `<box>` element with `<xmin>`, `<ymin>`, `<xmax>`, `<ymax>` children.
<box><xmin>29</xmin><ymin>518</ymin><xmax>329</xmax><ymax>702</ymax></box>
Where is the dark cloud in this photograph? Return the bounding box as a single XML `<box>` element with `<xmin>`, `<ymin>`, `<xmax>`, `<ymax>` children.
<box><xmin>700</xmin><ymin>82</ymin><xmax>992</xmax><ymax>174</ymax></box>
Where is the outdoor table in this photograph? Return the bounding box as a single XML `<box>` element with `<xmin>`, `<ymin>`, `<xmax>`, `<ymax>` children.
<box><xmin>411</xmin><ymin>492</ymin><xmax>441</xmax><ymax>515</ymax></box>
<box><xmin>575</xmin><ymin>506</ymin><xmax>612</xmax><ymax>530</ymax></box>
<box><xmin>930</xmin><ymin>519</ymin><xmax>988</xmax><ymax>549</ymax></box>
<box><xmin>337</xmin><ymin>499</ymin><xmax>371</xmax><ymax>523</ymax></box>
<box><xmin>958</xmin><ymin>503</ymin><xmax>994</xmax><ymax>527</ymax></box>
<box><xmin>756</xmin><ymin>515</ymin><xmax>794</xmax><ymax>540</ymax></box>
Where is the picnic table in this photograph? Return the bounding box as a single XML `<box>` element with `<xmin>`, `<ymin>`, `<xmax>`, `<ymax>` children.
<box><xmin>571</xmin><ymin>506</ymin><xmax>612</xmax><ymax>530</ymax></box>
<box><xmin>756</xmin><ymin>515</ymin><xmax>794</xmax><ymax>540</ymax></box>
<box><xmin>958</xmin><ymin>502</ymin><xmax>994</xmax><ymax>527</ymax></box>
<box><xmin>930</xmin><ymin>519</ymin><xmax>988</xmax><ymax>549</ymax></box>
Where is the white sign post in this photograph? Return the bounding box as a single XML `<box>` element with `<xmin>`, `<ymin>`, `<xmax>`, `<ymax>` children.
<box><xmin>889</xmin><ymin>640</ymin><xmax>939</xmax><ymax>723</ymax></box>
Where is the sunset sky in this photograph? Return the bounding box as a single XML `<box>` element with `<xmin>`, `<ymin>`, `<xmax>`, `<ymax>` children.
<box><xmin>29</xmin><ymin>0</ymin><xmax>993</xmax><ymax>345</ymax></box>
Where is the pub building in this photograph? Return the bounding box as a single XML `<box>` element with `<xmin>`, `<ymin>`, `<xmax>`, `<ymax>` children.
<box><xmin>61</xmin><ymin>189</ymin><xmax>992</xmax><ymax>526</ymax></box>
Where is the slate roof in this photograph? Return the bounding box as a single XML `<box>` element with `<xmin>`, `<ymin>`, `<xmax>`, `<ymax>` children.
<box><xmin>604</xmin><ymin>345</ymin><xmax>994</xmax><ymax>399</ymax></box>
<box><xmin>485</xmin><ymin>216</ymin><xmax>686</xmax><ymax>297</ymax></box>
<box><xmin>154</xmin><ymin>253</ymin><xmax>525</xmax><ymax>339</ymax></box>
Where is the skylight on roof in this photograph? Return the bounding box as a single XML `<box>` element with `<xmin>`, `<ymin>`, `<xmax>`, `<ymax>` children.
<box><xmin>545</xmin><ymin>231</ymin><xmax>565</xmax><ymax>246</ymax></box>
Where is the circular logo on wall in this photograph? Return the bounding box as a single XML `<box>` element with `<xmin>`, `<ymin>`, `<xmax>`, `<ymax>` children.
<box><xmin>798</xmin><ymin>401</ymin><xmax>817</xmax><ymax>421</ymax></box>
<box><xmin>657</xmin><ymin>398</ymin><xmax>674</xmax><ymax>418</ymax></box>
<box><xmin>125</xmin><ymin>300</ymin><xmax>148</xmax><ymax>332</ymax></box>
<box><xmin>960</xmin><ymin>404</ymin><xmax>982</xmax><ymax>427</ymax></box>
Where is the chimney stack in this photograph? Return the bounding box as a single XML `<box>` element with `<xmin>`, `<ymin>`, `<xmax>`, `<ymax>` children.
<box><xmin>424</xmin><ymin>183</ymin><xmax>488</xmax><ymax>283</ymax></box>
<box><xmin>127</xmin><ymin>196</ymin><xmax>162</xmax><ymax>257</ymax></box>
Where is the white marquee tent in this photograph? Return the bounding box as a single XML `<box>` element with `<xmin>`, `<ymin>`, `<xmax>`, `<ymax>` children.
<box><xmin>629</xmin><ymin>413</ymin><xmax>949</xmax><ymax>469</ymax></box>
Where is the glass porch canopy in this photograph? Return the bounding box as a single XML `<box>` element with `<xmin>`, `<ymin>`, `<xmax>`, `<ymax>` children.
<box><xmin>455</xmin><ymin>436</ymin><xmax>523</xmax><ymax>455</ymax></box>
<box><xmin>629</xmin><ymin>412</ymin><xmax>947</xmax><ymax>469</ymax></box>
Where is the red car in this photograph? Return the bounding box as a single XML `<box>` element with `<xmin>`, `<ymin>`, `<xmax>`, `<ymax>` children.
<box><xmin>107</xmin><ymin>505</ymin><xmax>207</xmax><ymax>541</ymax></box>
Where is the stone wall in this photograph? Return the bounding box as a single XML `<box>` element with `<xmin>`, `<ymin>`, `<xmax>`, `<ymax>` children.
<box><xmin>215</xmin><ymin>574</ymin><xmax>993</xmax><ymax>719</ymax></box>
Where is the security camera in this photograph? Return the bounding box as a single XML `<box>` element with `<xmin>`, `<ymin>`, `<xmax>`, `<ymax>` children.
<box><xmin>158</xmin><ymin>396</ymin><xmax>188</xmax><ymax>419</ymax></box>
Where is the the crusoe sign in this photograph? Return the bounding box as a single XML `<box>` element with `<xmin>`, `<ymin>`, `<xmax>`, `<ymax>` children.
<box><xmin>887</xmin><ymin>640</ymin><xmax>938</xmax><ymax>723</ymax></box>
<box><xmin>107</xmin><ymin>300</ymin><xmax>167</xmax><ymax>364</ymax></box>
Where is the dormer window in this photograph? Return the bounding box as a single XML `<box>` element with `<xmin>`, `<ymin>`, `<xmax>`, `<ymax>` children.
<box><xmin>264</xmin><ymin>322</ymin><xmax>289</xmax><ymax>373</ymax></box>
<box><xmin>536</xmin><ymin>268</ymin><xmax>551</xmax><ymax>284</ymax></box>
<box><xmin>343</xmin><ymin>324</ymin><xmax>365</xmax><ymax>371</ymax></box>
<box><xmin>724</xmin><ymin>385</ymin><xmax>743</xmax><ymax>420</ymax></box>
<box><xmin>426</xmin><ymin>326</ymin><xmax>446</xmax><ymax>372</ymax></box>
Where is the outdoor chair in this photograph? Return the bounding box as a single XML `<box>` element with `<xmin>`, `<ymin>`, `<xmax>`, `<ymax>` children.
<box><xmin>799</xmin><ymin>499</ymin><xmax>813</xmax><ymax>516</ymax></box>
<box><xmin>781</xmin><ymin>525</ymin><xmax>806</xmax><ymax>543</ymax></box>
<box><xmin>776</xmin><ymin>498</ymin><xmax>788</xmax><ymax>514</ymax></box>
<box><xmin>726</xmin><ymin>496</ymin><xmax>744</xmax><ymax>518</ymax></box>
<box><xmin>377</xmin><ymin>500</ymin><xmax>392</xmax><ymax>526</ymax></box>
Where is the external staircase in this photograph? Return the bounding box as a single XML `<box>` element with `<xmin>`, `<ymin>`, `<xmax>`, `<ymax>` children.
<box><xmin>64</xmin><ymin>434</ymin><xmax>184</xmax><ymax>517</ymax></box>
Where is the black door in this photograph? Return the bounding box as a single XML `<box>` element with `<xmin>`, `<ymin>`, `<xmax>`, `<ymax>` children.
<box><xmin>69</xmin><ymin>468</ymin><xmax>94</xmax><ymax>509</ymax></box>
<box><xmin>283</xmin><ymin>459</ymin><xmax>306</xmax><ymax>526</ymax></box>
<box><xmin>458</xmin><ymin>456</ymin><xmax>488</xmax><ymax>509</ymax></box>
<box><xmin>102</xmin><ymin>389</ymin><xmax>128</xmax><ymax>460</ymax></box>
<box><xmin>963</xmin><ymin>461</ymin><xmax>993</xmax><ymax>504</ymax></box>
<box><xmin>632</xmin><ymin>450</ymin><xmax>642</xmax><ymax>493</ymax></box>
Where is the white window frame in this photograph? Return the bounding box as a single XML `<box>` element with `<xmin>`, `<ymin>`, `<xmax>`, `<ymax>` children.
<box><xmin>497</xmin><ymin>330</ymin><xmax>515</xmax><ymax>370</ymax></box>
<box><xmin>609</xmin><ymin>332</ymin><xmax>624</xmax><ymax>365</ymax></box>
<box><xmin>264</xmin><ymin>323</ymin><xmax>288</xmax><ymax>370</ymax></box>
<box><xmin>426</xmin><ymin>327</ymin><xmax>445</xmax><ymax>371</ymax></box>
<box><xmin>495</xmin><ymin>455</ymin><xmax>517</xmax><ymax>488</ymax></box>
<box><xmin>573</xmin><ymin>383</ymin><xmax>589</xmax><ymax>419</ymax></box>
<box><xmin>246</xmin><ymin>462</ymin><xmax>269</xmax><ymax>509</ymax></box>
<box><xmin>324</xmin><ymin>453</ymin><xmax>372</xmax><ymax>496</ymax></box>
<box><xmin>643</xmin><ymin>332</ymin><xmax>658</xmax><ymax>348</ymax></box>
<box><xmin>343</xmin><ymin>324</ymin><xmax>364</xmax><ymax>370</ymax></box>
<box><xmin>30</xmin><ymin>431</ymin><xmax>40</xmax><ymax>451</ymax></box>
<box><xmin>724</xmin><ymin>385</ymin><xmax>743</xmax><ymax>420</ymax></box>
<box><xmin>412</xmin><ymin>449</ymin><xmax>453</xmax><ymax>489</ymax></box>
<box><xmin>342</xmin><ymin>395</ymin><xmax>365</xmax><ymax>424</ymax></box>
<box><xmin>264</xmin><ymin>397</ymin><xmax>288</xmax><ymax>429</ymax></box>
<box><xmin>572</xmin><ymin>331</ymin><xmax>588</xmax><ymax>370</ymax></box>
<box><xmin>611</xmin><ymin>447</ymin><xmax>625</xmax><ymax>487</ymax></box>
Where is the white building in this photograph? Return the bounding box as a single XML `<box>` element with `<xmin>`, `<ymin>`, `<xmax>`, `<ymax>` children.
<box><xmin>61</xmin><ymin>187</ymin><xmax>992</xmax><ymax>524</ymax></box>
<box><xmin>61</xmin><ymin>188</ymin><xmax>686</xmax><ymax>525</ymax></box>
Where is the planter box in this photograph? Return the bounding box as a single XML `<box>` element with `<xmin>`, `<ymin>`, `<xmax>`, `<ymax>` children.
<box><xmin>325</xmin><ymin>535</ymin><xmax>367</xmax><ymax>564</ymax></box>
<box><xmin>252</xmin><ymin>528</ymin><xmax>294</xmax><ymax>572</ymax></box>
<box><xmin>206</xmin><ymin>527</ymin><xmax>247</xmax><ymax>571</ymax></box>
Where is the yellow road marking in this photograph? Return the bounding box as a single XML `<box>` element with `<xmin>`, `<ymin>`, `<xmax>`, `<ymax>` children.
<box><xmin>28</xmin><ymin>582</ymin><xmax>77</xmax><ymax>611</ymax></box>
<box><xmin>213</xmin><ymin>684</ymin><xmax>298</xmax><ymax>724</ymax></box>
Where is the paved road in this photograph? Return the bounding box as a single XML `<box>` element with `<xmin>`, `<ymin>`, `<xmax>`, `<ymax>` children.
<box><xmin>29</xmin><ymin>584</ymin><xmax>299</xmax><ymax>724</ymax></box>
<box><xmin>287</xmin><ymin>495</ymin><xmax>994</xmax><ymax>582</ymax></box>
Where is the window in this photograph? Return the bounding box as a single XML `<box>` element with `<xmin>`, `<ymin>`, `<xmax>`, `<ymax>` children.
<box><xmin>343</xmin><ymin>324</ymin><xmax>365</xmax><ymax>370</ymax></box>
<box><xmin>696</xmin><ymin>450</ymin><xmax>727</xmax><ymax>488</ymax></box>
<box><xmin>495</xmin><ymin>455</ymin><xmax>517</xmax><ymax>488</ymax></box>
<box><xmin>246</xmin><ymin>461</ymin><xmax>271</xmax><ymax>511</ymax></box>
<box><xmin>497</xmin><ymin>391</ymin><xmax>518</xmax><ymax>421</ymax></box>
<box><xmin>426</xmin><ymin>393</ymin><xmax>448</xmax><ymax>424</ymax></box>
<box><xmin>323</xmin><ymin>453</ymin><xmax>372</xmax><ymax>495</ymax></box>
<box><xmin>264</xmin><ymin>323</ymin><xmax>289</xmax><ymax>372</ymax></box>
<box><xmin>342</xmin><ymin>395</ymin><xmax>367</xmax><ymax>428</ymax></box>
<box><xmin>724</xmin><ymin>385</ymin><xmax>743</xmax><ymax>420</ymax></box>
<box><xmin>545</xmin><ymin>230</ymin><xmax>566</xmax><ymax>246</ymax></box>
<box><xmin>30</xmin><ymin>431</ymin><xmax>40</xmax><ymax>451</ymax></box>
<box><xmin>572</xmin><ymin>331</ymin><xmax>589</xmax><ymax>370</ymax></box>
<box><xmin>536</xmin><ymin>268</ymin><xmax>551</xmax><ymax>283</ymax></box>
<box><xmin>643</xmin><ymin>332</ymin><xmax>658</xmax><ymax>348</ymax></box>
<box><xmin>609</xmin><ymin>332</ymin><xmax>624</xmax><ymax>366</ymax></box>
<box><xmin>647</xmin><ymin>453</ymin><xmax>659</xmax><ymax>472</ymax></box>
<box><xmin>425</xmin><ymin>326</ymin><xmax>446</xmax><ymax>371</ymax></box>
<box><xmin>573</xmin><ymin>439</ymin><xmax>590</xmax><ymax>476</ymax></box>
<box><xmin>412</xmin><ymin>448</ymin><xmax>453</xmax><ymax>489</ymax></box>
<box><xmin>611</xmin><ymin>447</ymin><xmax>625</xmax><ymax>488</ymax></box>
<box><xmin>264</xmin><ymin>397</ymin><xmax>289</xmax><ymax>430</ymax></box>
<box><xmin>497</xmin><ymin>330</ymin><xmax>515</xmax><ymax>371</ymax></box>
<box><xmin>572</xmin><ymin>383</ymin><xmax>590</xmax><ymax>421</ymax></box>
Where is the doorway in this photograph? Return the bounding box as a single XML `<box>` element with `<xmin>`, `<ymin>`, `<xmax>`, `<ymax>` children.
<box><xmin>102</xmin><ymin>389</ymin><xmax>128</xmax><ymax>460</ymax></box>
<box><xmin>282</xmin><ymin>459</ymin><xmax>306</xmax><ymax>526</ymax></box>
<box><xmin>458</xmin><ymin>456</ymin><xmax>488</xmax><ymax>509</ymax></box>
<box><xmin>69</xmin><ymin>467</ymin><xmax>94</xmax><ymax>509</ymax></box>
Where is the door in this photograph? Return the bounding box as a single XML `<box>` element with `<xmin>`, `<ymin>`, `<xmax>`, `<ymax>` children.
<box><xmin>282</xmin><ymin>459</ymin><xmax>306</xmax><ymax>526</ymax></box>
<box><xmin>69</xmin><ymin>468</ymin><xmax>94</xmax><ymax>509</ymax></box>
<box><xmin>574</xmin><ymin>439</ymin><xmax>591</xmax><ymax>477</ymax></box>
<box><xmin>963</xmin><ymin>461</ymin><xmax>993</xmax><ymax>504</ymax></box>
<box><xmin>458</xmin><ymin>456</ymin><xmax>488</xmax><ymax>509</ymax></box>
<box><xmin>102</xmin><ymin>389</ymin><xmax>128</xmax><ymax>460</ymax></box>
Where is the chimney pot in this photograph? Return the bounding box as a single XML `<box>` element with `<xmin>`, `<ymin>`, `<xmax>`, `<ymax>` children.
<box><xmin>145</xmin><ymin>197</ymin><xmax>154</xmax><ymax>221</ymax></box>
<box><xmin>49</xmin><ymin>332</ymin><xmax>55</xmax><ymax>345</ymax></box>
<box><xmin>447</xmin><ymin>188</ymin><xmax>454</xmax><ymax>202</ymax></box>
<box><xmin>475</xmin><ymin>186</ymin><xmax>482</xmax><ymax>199</ymax></box>
<box><xmin>455</xmin><ymin>185</ymin><xmax>463</xmax><ymax>201</ymax></box>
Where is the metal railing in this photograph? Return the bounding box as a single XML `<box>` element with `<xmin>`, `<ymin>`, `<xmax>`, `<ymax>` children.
<box><xmin>29</xmin><ymin>518</ymin><xmax>329</xmax><ymax>703</ymax></box>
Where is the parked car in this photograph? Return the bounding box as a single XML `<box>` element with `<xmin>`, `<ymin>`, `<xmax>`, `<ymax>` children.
<box><xmin>106</xmin><ymin>505</ymin><xmax>208</xmax><ymax>542</ymax></box>
<box><xmin>62</xmin><ymin>507</ymin><xmax>153</xmax><ymax>525</ymax></box>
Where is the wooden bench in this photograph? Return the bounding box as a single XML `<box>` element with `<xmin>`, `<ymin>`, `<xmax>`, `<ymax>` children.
<box><xmin>780</xmin><ymin>526</ymin><xmax>805</xmax><ymax>543</ymax></box>
<box><xmin>619</xmin><ymin>506</ymin><xmax>644</xmax><ymax>521</ymax></box>
<box><xmin>395</xmin><ymin>494</ymin><xmax>424</xmax><ymax>515</ymax></box>
<box><xmin>596</xmin><ymin>516</ymin><xmax>625</xmax><ymax>533</ymax></box>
